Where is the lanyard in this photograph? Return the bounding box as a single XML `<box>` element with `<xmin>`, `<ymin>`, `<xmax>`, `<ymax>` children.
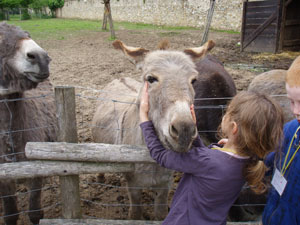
<box><xmin>281</xmin><ymin>126</ymin><xmax>300</xmax><ymax>176</ymax></box>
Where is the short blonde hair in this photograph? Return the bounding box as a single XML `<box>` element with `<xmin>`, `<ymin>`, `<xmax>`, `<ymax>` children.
<box><xmin>286</xmin><ymin>55</ymin><xmax>300</xmax><ymax>87</ymax></box>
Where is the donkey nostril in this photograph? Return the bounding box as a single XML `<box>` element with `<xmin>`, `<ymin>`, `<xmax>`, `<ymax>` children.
<box><xmin>170</xmin><ymin>124</ymin><xmax>179</xmax><ymax>138</ymax></box>
<box><xmin>192</xmin><ymin>126</ymin><xmax>197</xmax><ymax>138</ymax></box>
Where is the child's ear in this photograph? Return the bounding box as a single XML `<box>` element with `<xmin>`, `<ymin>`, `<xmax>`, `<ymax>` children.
<box><xmin>232</xmin><ymin>121</ymin><xmax>238</xmax><ymax>135</ymax></box>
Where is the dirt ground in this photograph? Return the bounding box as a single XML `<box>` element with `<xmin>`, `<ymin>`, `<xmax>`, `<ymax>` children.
<box><xmin>0</xmin><ymin>28</ymin><xmax>298</xmax><ymax>225</ymax></box>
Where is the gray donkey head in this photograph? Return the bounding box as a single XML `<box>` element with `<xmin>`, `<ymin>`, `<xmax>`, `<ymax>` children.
<box><xmin>113</xmin><ymin>40</ymin><xmax>215</xmax><ymax>152</ymax></box>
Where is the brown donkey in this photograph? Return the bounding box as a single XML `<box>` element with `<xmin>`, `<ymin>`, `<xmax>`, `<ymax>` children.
<box><xmin>0</xmin><ymin>22</ymin><xmax>57</xmax><ymax>225</ymax></box>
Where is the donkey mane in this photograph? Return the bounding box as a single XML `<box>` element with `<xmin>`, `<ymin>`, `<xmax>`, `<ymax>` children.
<box><xmin>0</xmin><ymin>22</ymin><xmax>29</xmax><ymax>58</ymax></box>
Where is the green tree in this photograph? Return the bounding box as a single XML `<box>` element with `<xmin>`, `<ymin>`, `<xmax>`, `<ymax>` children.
<box><xmin>0</xmin><ymin>0</ymin><xmax>20</xmax><ymax>20</ymax></box>
<box><xmin>0</xmin><ymin>0</ymin><xmax>21</xmax><ymax>9</ymax></box>
<box><xmin>18</xmin><ymin>0</ymin><xmax>33</xmax><ymax>20</ymax></box>
<box><xmin>30</xmin><ymin>0</ymin><xmax>48</xmax><ymax>18</ymax></box>
<box><xmin>48</xmin><ymin>0</ymin><xmax>64</xmax><ymax>18</ymax></box>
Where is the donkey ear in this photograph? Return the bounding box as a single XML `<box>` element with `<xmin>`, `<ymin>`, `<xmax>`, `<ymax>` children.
<box><xmin>113</xmin><ymin>40</ymin><xmax>150</xmax><ymax>67</ymax></box>
<box><xmin>183</xmin><ymin>40</ymin><xmax>215</xmax><ymax>61</ymax></box>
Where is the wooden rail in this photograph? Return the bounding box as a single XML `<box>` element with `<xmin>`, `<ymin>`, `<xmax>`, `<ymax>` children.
<box><xmin>0</xmin><ymin>160</ymin><xmax>134</xmax><ymax>180</ymax></box>
<box><xmin>25</xmin><ymin>142</ymin><xmax>154</xmax><ymax>163</ymax></box>
<box><xmin>0</xmin><ymin>141</ymin><xmax>154</xmax><ymax>180</ymax></box>
<box><xmin>40</xmin><ymin>219</ymin><xmax>261</xmax><ymax>225</ymax></box>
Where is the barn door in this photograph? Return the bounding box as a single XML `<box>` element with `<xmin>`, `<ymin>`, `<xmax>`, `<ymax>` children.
<box><xmin>279</xmin><ymin>0</ymin><xmax>300</xmax><ymax>51</ymax></box>
<box><xmin>241</xmin><ymin>0</ymin><xmax>283</xmax><ymax>53</ymax></box>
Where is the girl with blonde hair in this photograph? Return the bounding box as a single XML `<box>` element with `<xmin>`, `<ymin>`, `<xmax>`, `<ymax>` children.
<box><xmin>139</xmin><ymin>82</ymin><xmax>284</xmax><ymax>225</ymax></box>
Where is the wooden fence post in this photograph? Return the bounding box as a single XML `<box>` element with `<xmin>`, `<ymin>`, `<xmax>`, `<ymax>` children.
<box><xmin>55</xmin><ymin>86</ymin><xmax>82</xmax><ymax>219</ymax></box>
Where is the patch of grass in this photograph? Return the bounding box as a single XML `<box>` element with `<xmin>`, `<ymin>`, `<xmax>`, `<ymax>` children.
<box><xmin>9</xmin><ymin>14</ymin><xmax>22</xmax><ymax>21</ymax></box>
<box><xmin>114</xmin><ymin>21</ymin><xmax>197</xmax><ymax>31</ymax></box>
<box><xmin>211</xmin><ymin>28</ymin><xmax>240</xmax><ymax>35</ymax></box>
<box><xmin>7</xmin><ymin>18</ymin><xmax>197</xmax><ymax>40</ymax></box>
<box><xmin>6</xmin><ymin>17</ymin><xmax>237</xmax><ymax>41</ymax></box>
<box><xmin>107</xmin><ymin>36</ymin><xmax>117</xmax><ymax>41</ymax></box>
<box><xmin>7</xmin><ymin>18</ymin><xmax>102</xmax><ymax>40</ymax></box>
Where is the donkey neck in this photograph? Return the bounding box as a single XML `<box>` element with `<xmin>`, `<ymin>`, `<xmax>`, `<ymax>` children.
<box><xmin>0</xmin><ymin>92</ymin><xmax>26</xmax><ymax>129</ymax></box>
<box><xmin>0</xmin><ymin>91</ymin><xmax>27</xmax><ymax>162</ymax></box>
<box><xmin>120</xmin><ymin>98</ymin><xmax>145</xmax><ymax>146</ymax></box>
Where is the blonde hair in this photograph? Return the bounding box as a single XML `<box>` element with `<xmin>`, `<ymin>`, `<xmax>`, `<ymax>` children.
<box><xmin>286</xmin><ymin>55</ymin><xmax>300</xmax><ymax>87</ymax></box>
<box><xmin>225</xmin><ymin>91</ymin><xmax>284</xmax><ymax>194</ymax></box>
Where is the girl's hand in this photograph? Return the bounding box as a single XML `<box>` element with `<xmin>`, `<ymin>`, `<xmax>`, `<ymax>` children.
<box><xmin>218</xmin><ymin>138</ymin><xmax>228</xmax><ymax>146</ymax></box>
<box><xmin>139</xmin><ymin>82</ymin><xmax>149</xmax><ymax>122</ymax></box>
<box><xmin>190</xmin><ymin>104</ymin><xmax>197</xmax><ymax>124</ymax></box>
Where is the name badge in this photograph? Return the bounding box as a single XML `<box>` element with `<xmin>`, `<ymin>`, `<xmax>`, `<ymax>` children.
<box><xmin>271</xmin><ymin>169</ymin><xmax>287</xmax><ymax>196</ymax></box>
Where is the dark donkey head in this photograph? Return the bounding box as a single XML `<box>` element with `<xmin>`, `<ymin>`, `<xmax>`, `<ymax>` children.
<box><xmin>0</xmin><ymin>22</ymin><xmax>51</xmax><ymax>96</ymax></box>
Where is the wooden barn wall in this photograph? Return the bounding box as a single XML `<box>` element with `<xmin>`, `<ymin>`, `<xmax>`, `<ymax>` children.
<box><xmin>242</xmin><ymin>0</ymin><xmax>279</xmax><ymax>53</ymax></box>
<box><xmin>281</xmin><ymin>0</ymin><xmax>300</xmax><ymax>51</ymax></box>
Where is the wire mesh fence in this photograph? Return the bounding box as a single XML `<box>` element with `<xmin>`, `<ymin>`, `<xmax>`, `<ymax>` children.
<box><xmin>0</xmin><ymin>86</ymin><xmax>289</xmax><ymax>224</ymax></box>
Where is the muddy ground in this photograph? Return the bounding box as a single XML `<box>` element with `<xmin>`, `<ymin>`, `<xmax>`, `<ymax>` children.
<box><xmin>0</xmin><ymin>27</ymin><xmax>298</xmax><ymax>225</ymax></box>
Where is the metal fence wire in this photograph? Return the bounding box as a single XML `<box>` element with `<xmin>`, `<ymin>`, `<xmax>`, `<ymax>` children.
<box><xmin>0</xmin><ymin>86</ymin><xmax>288</xmax><ymax>224</ymax></box>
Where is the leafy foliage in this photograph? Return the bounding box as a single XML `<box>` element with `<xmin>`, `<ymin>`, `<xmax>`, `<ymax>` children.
<box><xmin>21</xmin><ymin>7</ymin><xmax>30</xmax><ymax>19</ymax></box>
<box><xmin>48</xmin><ymin>0</ymin><xmax>64</xmax><ymax>17</ymax></box>
<box><xmin>0</xmin><ymin>0</ymin><xmax>21</xmax><ymax>8</ymax></box>
<box><xmin>19</xmin><ymin>0</ymin><xmax>33</xmax><ymax>7</ymax></box>
<box><xmin>30</xmin><ymin>0</ymin><xmax>48</xmax><ymax>10</ymax></box>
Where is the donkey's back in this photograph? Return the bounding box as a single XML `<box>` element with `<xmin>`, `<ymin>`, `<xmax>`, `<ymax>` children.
<box><xmin>92</xmin><ymin>77</ymin><xmax>141</xmax><ymax>145</ymax></box>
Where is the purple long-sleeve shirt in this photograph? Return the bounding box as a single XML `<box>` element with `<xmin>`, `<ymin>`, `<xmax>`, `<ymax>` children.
<box><xmin>140</xmin><ymin>121</ymin><xmax>248</xmax><ymax>225</ymax></box>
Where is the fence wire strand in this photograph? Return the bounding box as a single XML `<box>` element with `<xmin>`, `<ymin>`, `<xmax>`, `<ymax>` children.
<box><xmin>0</xmin><ymin>86</ymin><xmax>289</xmax><ymax>222</ymax></box>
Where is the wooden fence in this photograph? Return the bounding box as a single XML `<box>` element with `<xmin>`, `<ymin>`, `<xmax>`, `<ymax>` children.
<box><xmin>0</xmin><ymin>86</ymin><xmax>261</xmax><ymax>225</ymax></box>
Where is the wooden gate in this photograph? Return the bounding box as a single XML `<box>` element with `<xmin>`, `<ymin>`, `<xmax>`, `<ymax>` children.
<box><xmin>241</xmin><ymin>0</ymin><xmax>300</xmax><ymax>53</ymax></box>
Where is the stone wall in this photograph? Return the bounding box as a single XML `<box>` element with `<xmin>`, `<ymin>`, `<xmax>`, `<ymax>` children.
<box><xmin>60</xmin><ymin>0</ymin><xmax>244</xmax><ymax>32</ymax></box>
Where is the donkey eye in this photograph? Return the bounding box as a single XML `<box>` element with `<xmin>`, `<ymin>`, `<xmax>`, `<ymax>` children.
<box><xmin>191</xmin><ymin>78</ymin><xmax>197</xmax><ymax>84</ymax></box>
<box><xmin>147</xmin><ymin>76</ymin><xmax>158</xmax><ymax>83</ymax></box>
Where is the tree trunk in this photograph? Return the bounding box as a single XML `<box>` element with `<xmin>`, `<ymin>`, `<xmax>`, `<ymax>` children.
<box><xmin>102</xmin><ymin>0</ymin><xmax>116</xmax><ymax>39</ymax></box>
<box><xmin>107</xmin><ymin>2</ymin><xmax>116</xmax><ymax>39</ymax></box>
<box><xmin>102</xmin><ymin>4</ymin><xmax>108</xmax><ymax>30</ymax></box>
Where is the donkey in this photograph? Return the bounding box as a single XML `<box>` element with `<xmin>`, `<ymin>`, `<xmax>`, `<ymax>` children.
<box><xmin>193</xmin><ymin>54</ymin><xmax>236</xmax><ymax>144</ymax></box>
<box><xmin>0</xmin><ymin>22</ymin><xmax>57</xmax><ymax>225</ymax></box>
<box><xmin>248</xmin><ymin>69</ymin><xmax>293</xmax><ymax>123</ymax></box>
<box><xmin>92</xmin><ymin>39</ymin><xmax>237</xmax><ymax>220</ymax></box>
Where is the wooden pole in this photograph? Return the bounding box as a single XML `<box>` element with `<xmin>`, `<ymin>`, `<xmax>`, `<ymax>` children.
<box><xmin>55</xmin><ymin>86</ymin><xmax>82</xmax><ymax>219</ymax></box>
<box><xmin>107</xmin><ymin>1</ymin><xmax>116</xmax><ymax>39</ymax></box>
<box><xmin>201</xmin><ymin>0</ymin><xmax>216</xmax><ymax>45</ymax></box>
